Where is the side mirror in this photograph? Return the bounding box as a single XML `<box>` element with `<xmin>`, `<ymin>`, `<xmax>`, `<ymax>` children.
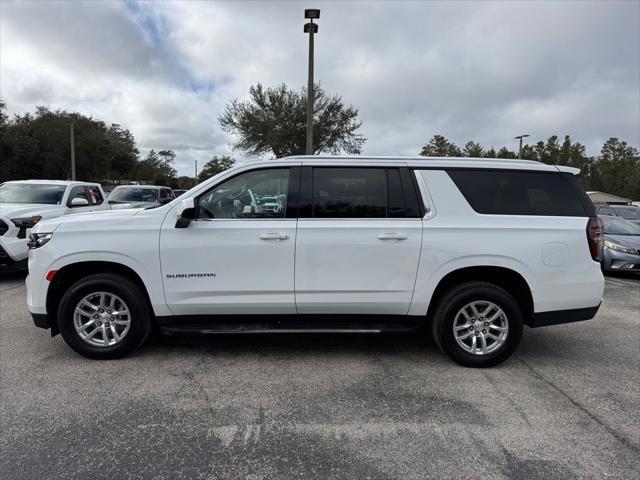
<box><xmin>175</xmin><ymin>197</ymin><xmax>195</xmax><ymax>228</ymax></box>
<box><xmin>160</xmin><ymin>197</ymin><xmax>172</xmax><ymax>205</ymax></box>
<box><xmin>69</xmin><ymin>197</ymin><xmax>90</xmax><ymax>207</ymax></box>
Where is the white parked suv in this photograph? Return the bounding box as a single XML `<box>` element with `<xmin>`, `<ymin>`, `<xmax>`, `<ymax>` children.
<box><xmin>25</xmin><ymin>157</ymin><xmax>605</xmax><ymax>367</ymax></box>
<box><xmin>0</xmin><ymin>180</ymin><xmax>109</xmax><ymax>271</ymax></box>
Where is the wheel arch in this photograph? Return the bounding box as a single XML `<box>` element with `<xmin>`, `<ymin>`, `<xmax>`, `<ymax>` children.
<box><xmin>425</xmin><ymin>266</ymin><xmax>534</xmax><ymax>326</ymax></box>
<box><xmin>46</xmin><ymin>261</ymin><xmax>154</xmax><ymax>336</ymax></box>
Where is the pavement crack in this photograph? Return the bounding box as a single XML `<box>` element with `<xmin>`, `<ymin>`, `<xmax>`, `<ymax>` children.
<box><xmin>518</xmin><ymin>357</ymin><xmax>639</xmax><ymax>453</ymax></box>
<box><xmin>480</xmin><ymin>370</ymin><xmax>532</xmax><ymax>427</ymax></box>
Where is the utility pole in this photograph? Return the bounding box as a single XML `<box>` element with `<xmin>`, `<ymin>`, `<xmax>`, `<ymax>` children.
<box><xmin>514</xmin><ymin>134</ymin><xmax>530</xmax><ymax>159</ymax></box>
<box><xmin>195</xmin><ymin>160</ymin><xmax>198</xmax><ymax>185</ymax></box>
<box><xmin>304</xmin><ymin>9</ymin><xmax>320</xmax><ymax>155</ymax></box>
<box><xmin>63</xmin><ymin>115</ymin><xmax>76</xmax><ymax>180</ymax></box>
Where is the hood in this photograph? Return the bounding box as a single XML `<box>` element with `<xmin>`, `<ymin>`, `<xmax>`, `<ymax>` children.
<box><xmin>0</xmin><ymin>203</ymin><xmax>64</xmax><ymax>220</ymax></box>
<box><xmin>34</xmin><ymin>208</ymin><xmax>144</xmax><ymax>233</ymax></box>
<box><xmin>108</xmin><ymin>201</ymin><xmax>158</xmax><ymax>209</ymax></box>
<box><xmin>605</xmin><ymin>234</ymin><xmax>640</xmax><ymax>249</ymax></box>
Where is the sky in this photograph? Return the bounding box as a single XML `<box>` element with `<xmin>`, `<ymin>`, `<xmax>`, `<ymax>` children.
<box><xmin>1</xmin><ymin>0</ymin><xmax>639</xmax><ymax>176</ymax></box>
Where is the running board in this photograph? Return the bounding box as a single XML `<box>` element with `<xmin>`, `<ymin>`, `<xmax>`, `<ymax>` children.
<box><xmin>157</xmin><ymin>316</ymin><xmax>424</xmax><ymax>336</ymax></box>
<box><xmin>161</xmin><ymin>326</ymin><xmax>386</xmax><ymax>335</ymax></box>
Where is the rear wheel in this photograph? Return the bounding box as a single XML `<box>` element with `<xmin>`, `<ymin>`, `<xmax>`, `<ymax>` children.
<box><xmin>57</xmin><ymin>273</ymin><xmax>152</xmax><ymax>359</ymax></box>
<box><xmin>431</xmin><ymin>281</ymin><xmax>523</xmax><ymax>367</ymax></box>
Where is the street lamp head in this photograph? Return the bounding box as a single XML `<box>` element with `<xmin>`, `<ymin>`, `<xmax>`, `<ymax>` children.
<box><xmin>303</xmin><ymin>22</ymin><xmax>318</xmax><ymax>33</ymax></box>
<box><xmin>514</xmin><ymin>134</ymin><xmax>530</xmax><ymax>140</ymax></box>
<box><xmin>304</xmin><ymin>9</ymin><xmax>320</xmax><ymax>19</ymax></box>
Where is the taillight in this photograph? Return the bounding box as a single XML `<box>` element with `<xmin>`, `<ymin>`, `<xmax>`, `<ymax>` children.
<box><xmin>586</xmin><ymin>217</ymin><xmax>604</xmax><ymax>262</ymax></box>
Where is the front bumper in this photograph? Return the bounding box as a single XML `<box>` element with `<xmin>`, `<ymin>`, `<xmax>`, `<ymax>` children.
<box><xmin>0</xmin><ymin>234</ymin><xmax>29</xmax><ymax>270</ymax></box>
<box><xmin>31</xmin><ymin>312</ymin><xmax>51</xmax><ymax>329</ymax></box>
<box><xmin>602</xmin><ymin>249</ymin><xmax>640</xmax><ymax>272</ymax></box>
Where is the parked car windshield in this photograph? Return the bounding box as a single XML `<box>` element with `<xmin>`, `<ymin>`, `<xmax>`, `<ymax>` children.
<box><xmin>0</xmin><ymin>183</ymin><xmax>66</xmax><ymax>204</ymax></box>
<box><xmin>601</xmin><ymin>216</ymin><xmax>640</xmax><ymax>235</ymax></box>
<box><xmin>611</xmin><ymin>206</ymin><xmax>640</xmax><ymax>221</ymax></box>
<box><xmin>108</xmin><ymin>187</ymin><xmax>159</xmax><ymax>203</ymax></box>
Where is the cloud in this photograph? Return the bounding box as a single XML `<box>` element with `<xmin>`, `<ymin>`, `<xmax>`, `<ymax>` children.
<box><xmin>1</xmin><ymin>0</ymin><xmax>638</xmax><ymax>176</ymax></box>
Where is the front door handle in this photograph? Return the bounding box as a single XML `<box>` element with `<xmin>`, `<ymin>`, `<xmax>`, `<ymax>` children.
<box><xmin>259</xmin><ymin>233</ymin><xmax>290</xmax><ymax>240</ymax></box>
<box><xmin>377</xmin><ymin>233</ymin><xmax>408</xmax><ymax>240</ymax></box>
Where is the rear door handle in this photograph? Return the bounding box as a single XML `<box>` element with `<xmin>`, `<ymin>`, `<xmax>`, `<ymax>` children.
<box><xmin>259</xmin><ymin>233</ymin><xmax>290</xmax><ymax>240</ymax></box>
<box><xmin>377</xmin><ymin>233</ymin><xmax>408</xmax><ymax>240</ymax></box>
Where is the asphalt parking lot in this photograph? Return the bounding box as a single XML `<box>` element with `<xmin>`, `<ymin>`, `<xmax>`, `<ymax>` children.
<box><xmin>1</xmin><ymin>273</ymin><xmax>638</xmax><ymax>480</ymax></box>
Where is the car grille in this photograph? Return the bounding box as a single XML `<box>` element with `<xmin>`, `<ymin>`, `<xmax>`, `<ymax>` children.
<box><xmin>0</xmin><ymin>220</ymin><xmax>7</xmax><ymax>236</ymax></box>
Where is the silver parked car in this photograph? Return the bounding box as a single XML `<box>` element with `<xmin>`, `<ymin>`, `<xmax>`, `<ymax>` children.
<box><xmin>598</xmin><ymin>215</ymin><xmax>640</xmax><ymax>273</ymax></box>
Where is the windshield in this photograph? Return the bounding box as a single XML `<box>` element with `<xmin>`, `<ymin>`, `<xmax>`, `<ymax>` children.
<box><xmin>612</xmin><ymin>206</ymin><xmax>640</xmax><ymax>221</ymax></box>
<box><xmin>0</xmin><ymin>183</ymin><xmax>66</xmax><ymax>204</ymax></box>
<box><xmin>601</xmin><ymin>216</ymin><xmax>640</xmax><ymax>236</ymax></box>
<box><xmin>108</xmin><ymin>188</ymin><xmax>159</xmax><ymax>203</ymax></box>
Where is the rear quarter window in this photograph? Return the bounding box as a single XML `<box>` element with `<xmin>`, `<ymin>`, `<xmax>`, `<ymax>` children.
<box><xmin>446</xmin><ymin>170</ymin><xmax>592</xmax><ymax>217</ymax></box>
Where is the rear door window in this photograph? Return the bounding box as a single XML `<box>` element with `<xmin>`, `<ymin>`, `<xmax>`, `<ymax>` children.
<box><xmin>312</xmin><ymin>168</ymin><xmax>387</xmax><ymax>218</ymax></box>
<box><xmin>446</xmin><ymin>170</ymin><xmax>591</xmax><ymax>216</ymax></box>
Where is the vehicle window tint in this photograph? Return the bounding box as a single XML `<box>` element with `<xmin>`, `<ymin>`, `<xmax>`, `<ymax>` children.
<box><xmin>198</xmin><ymin>168</ymin><xmax>289</xmax><ymax>219</ymax></box>
<box><xmin>387</xmin><ymin>169</ymin><xmax>406</xmax><ymax>217</ymax></box>
<box><xmin>447</xmin><ymin>170</ymin><xmax>589</xmax><ymax>216</ymax></box>
<box><xmin>597</xmin><ymin>206</ymin><xmax>615</xmax><ymax>216</ymax></box>
<box><xmin>68</xmin><ymin>186</ymin><xmax>89</xmax><ymax>205</ymax></box>
<box><xmin>312</xmin><ymin>168</ymin><xmax>386</xmax><ymax>218</ymax></box>
<box><xmin>86</xmin><ymin>186</ymin><xmax>103</xmax><ymax>205</ymax></box>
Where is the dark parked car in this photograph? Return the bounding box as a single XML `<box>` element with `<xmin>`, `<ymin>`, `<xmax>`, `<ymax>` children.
<box><xmin>108</xmin><ymin>185</ymin><xmax>175</xmax><ymax>209</ymax></box>
<box><xmin>598</xmin><ymin>215</ymin><xmax>640</xmax><ymax>273</ymax></box>
<box><xmin>595</xmin><ymin>204</ymin><xmax>640</xmax><ymax>227</ymax></box>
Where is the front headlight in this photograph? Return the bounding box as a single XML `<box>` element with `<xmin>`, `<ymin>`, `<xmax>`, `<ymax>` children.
<box><xmin>604</xmin><ymin>240</ymin><xmax>637</xmax><ymax>255</ymax></box>
<box><xmin>27</xmin><ymin>232</ymin><xmax>53</xmax><ymax>249</ymax></box>
<box><xmin>11</xmin><ymin>216</ymin><xmax>42</xmax><ymax>229</ymax></box>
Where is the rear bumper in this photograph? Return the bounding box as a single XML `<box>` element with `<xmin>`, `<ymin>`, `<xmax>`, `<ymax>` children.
<box><xmin>527</xmin><ymin>304</ymin><xmax>601</xmax><ymax>328</ymax></box>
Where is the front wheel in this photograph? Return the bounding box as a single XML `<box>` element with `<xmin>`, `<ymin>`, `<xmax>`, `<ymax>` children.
<box><xmin>431</xmin><ymin>282</ymin><xmax>524</xmax><ymax>367</ymax></box>
<box><xmin>57</xmin><ymin>273</ymin><xmax>152</xmax><ymax>359</ymax></box>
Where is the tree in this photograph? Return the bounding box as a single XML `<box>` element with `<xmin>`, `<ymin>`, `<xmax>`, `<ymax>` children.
<box><xmin>219</xmin><ymin>83</ymin><xmax>365</xmax><ymax>158</ymax></box>
<box><xmin>595</xmin><ymin>138</ymin><xmax>640</xmax><ymax>199</ymax></box>
<box><xmin>131</xmin><ymin>149</ymin><xmax>177</xmax><ymax>185</ymax></box>
<box><xmin>496</xmin><ymin>147</ymin><xmax>517</xmax><ymax>159</ymax></box>
<box><xmin>0</xmin><ymin>106</ymin><xmax>140</xmax><ymax>182</ymax></box>
<box><xmin>419</xmin><ymin>135</ymin><xmax>462</xmax><ymax>157</ymax></box>
<box><xmin>463</xmin><ymin>141</ymin><xmax>484</xmax><ymax>158</ymax></box>
<box><xmin>198</xmin><ymin>155</ymin><xmax>235</xmax><ymax>182</ymax></box>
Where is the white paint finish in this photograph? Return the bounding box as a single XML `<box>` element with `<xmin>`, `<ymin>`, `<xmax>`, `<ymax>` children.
<box><xmin>542</xmin><ymin>243</ymin><xmax>569</xmax><ymax>266</ymax></box>
<box><xmin>409</xmin><ymin>170</ymin><xmax>604</xmax><ymax>315</ymax></box>
<box><xmin>160</xmin><ymin>218</ymin><xmax>297</xmax><ymax>315</ymax></box>
<box><xmin>25</xmin><ymin>156</ymin><xmax>605</xmax><ymax>327</ymax></box>
<box><xmin>27</xmin><ymin>207</ymin><xmax>171</xmax><ymax>316</ymax></box>
<box><xmin>0</xmin><ymin>181</ymin><xmax>110</xmax><ymax>262</ymax></box>
<box><xmin>295</xmin><ymin>219</ymin><xmax>422</xmax><ymax>314</ymax></box>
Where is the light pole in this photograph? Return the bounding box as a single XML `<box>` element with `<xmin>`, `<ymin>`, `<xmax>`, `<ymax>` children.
<box><xmin>63</xmin><ymin>115</ymin><xmax>76</xmax><ymax>180</ymax></box>
<box><xmin>514</xmin><ymin>134</ymin><xmax>530</xmax><ymax>159</ymax></box>
<box><xmin>194</xmin><ymin>160</ymin><xmax>198</xmax><ymax>185</ymax></box>
<box><xmin>304</xmin><ymin>9</ymin><xmax>320</xmax><ymax>155</ymax></box>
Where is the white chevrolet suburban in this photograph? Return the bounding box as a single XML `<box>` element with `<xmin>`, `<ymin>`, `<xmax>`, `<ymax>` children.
<box><xmin>25</xmin><ymin>157</ymin><xmax>605</xmax><ymax>367</ymax></box>
<box><xmin>0</xmin><ymin>180</ymin><xmax>110</xmax><ymax>271</ymax></box>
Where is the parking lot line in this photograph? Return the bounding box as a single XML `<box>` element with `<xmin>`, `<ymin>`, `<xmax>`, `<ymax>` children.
<box><xmin>605</xmin><ymin>279</ymin><xmax>626</xmax><ymax>286</ymax></box>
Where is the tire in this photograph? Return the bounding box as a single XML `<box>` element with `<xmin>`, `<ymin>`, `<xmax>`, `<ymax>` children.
<box><xmin>431</xmin><ymin>281</ymin><xmax>523</xmax><ymax>368</ymax></box>
<box><xmin>57</xmin><ymin>273</ymin><xmax>152</xmax><ymax>359</ymax></box>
